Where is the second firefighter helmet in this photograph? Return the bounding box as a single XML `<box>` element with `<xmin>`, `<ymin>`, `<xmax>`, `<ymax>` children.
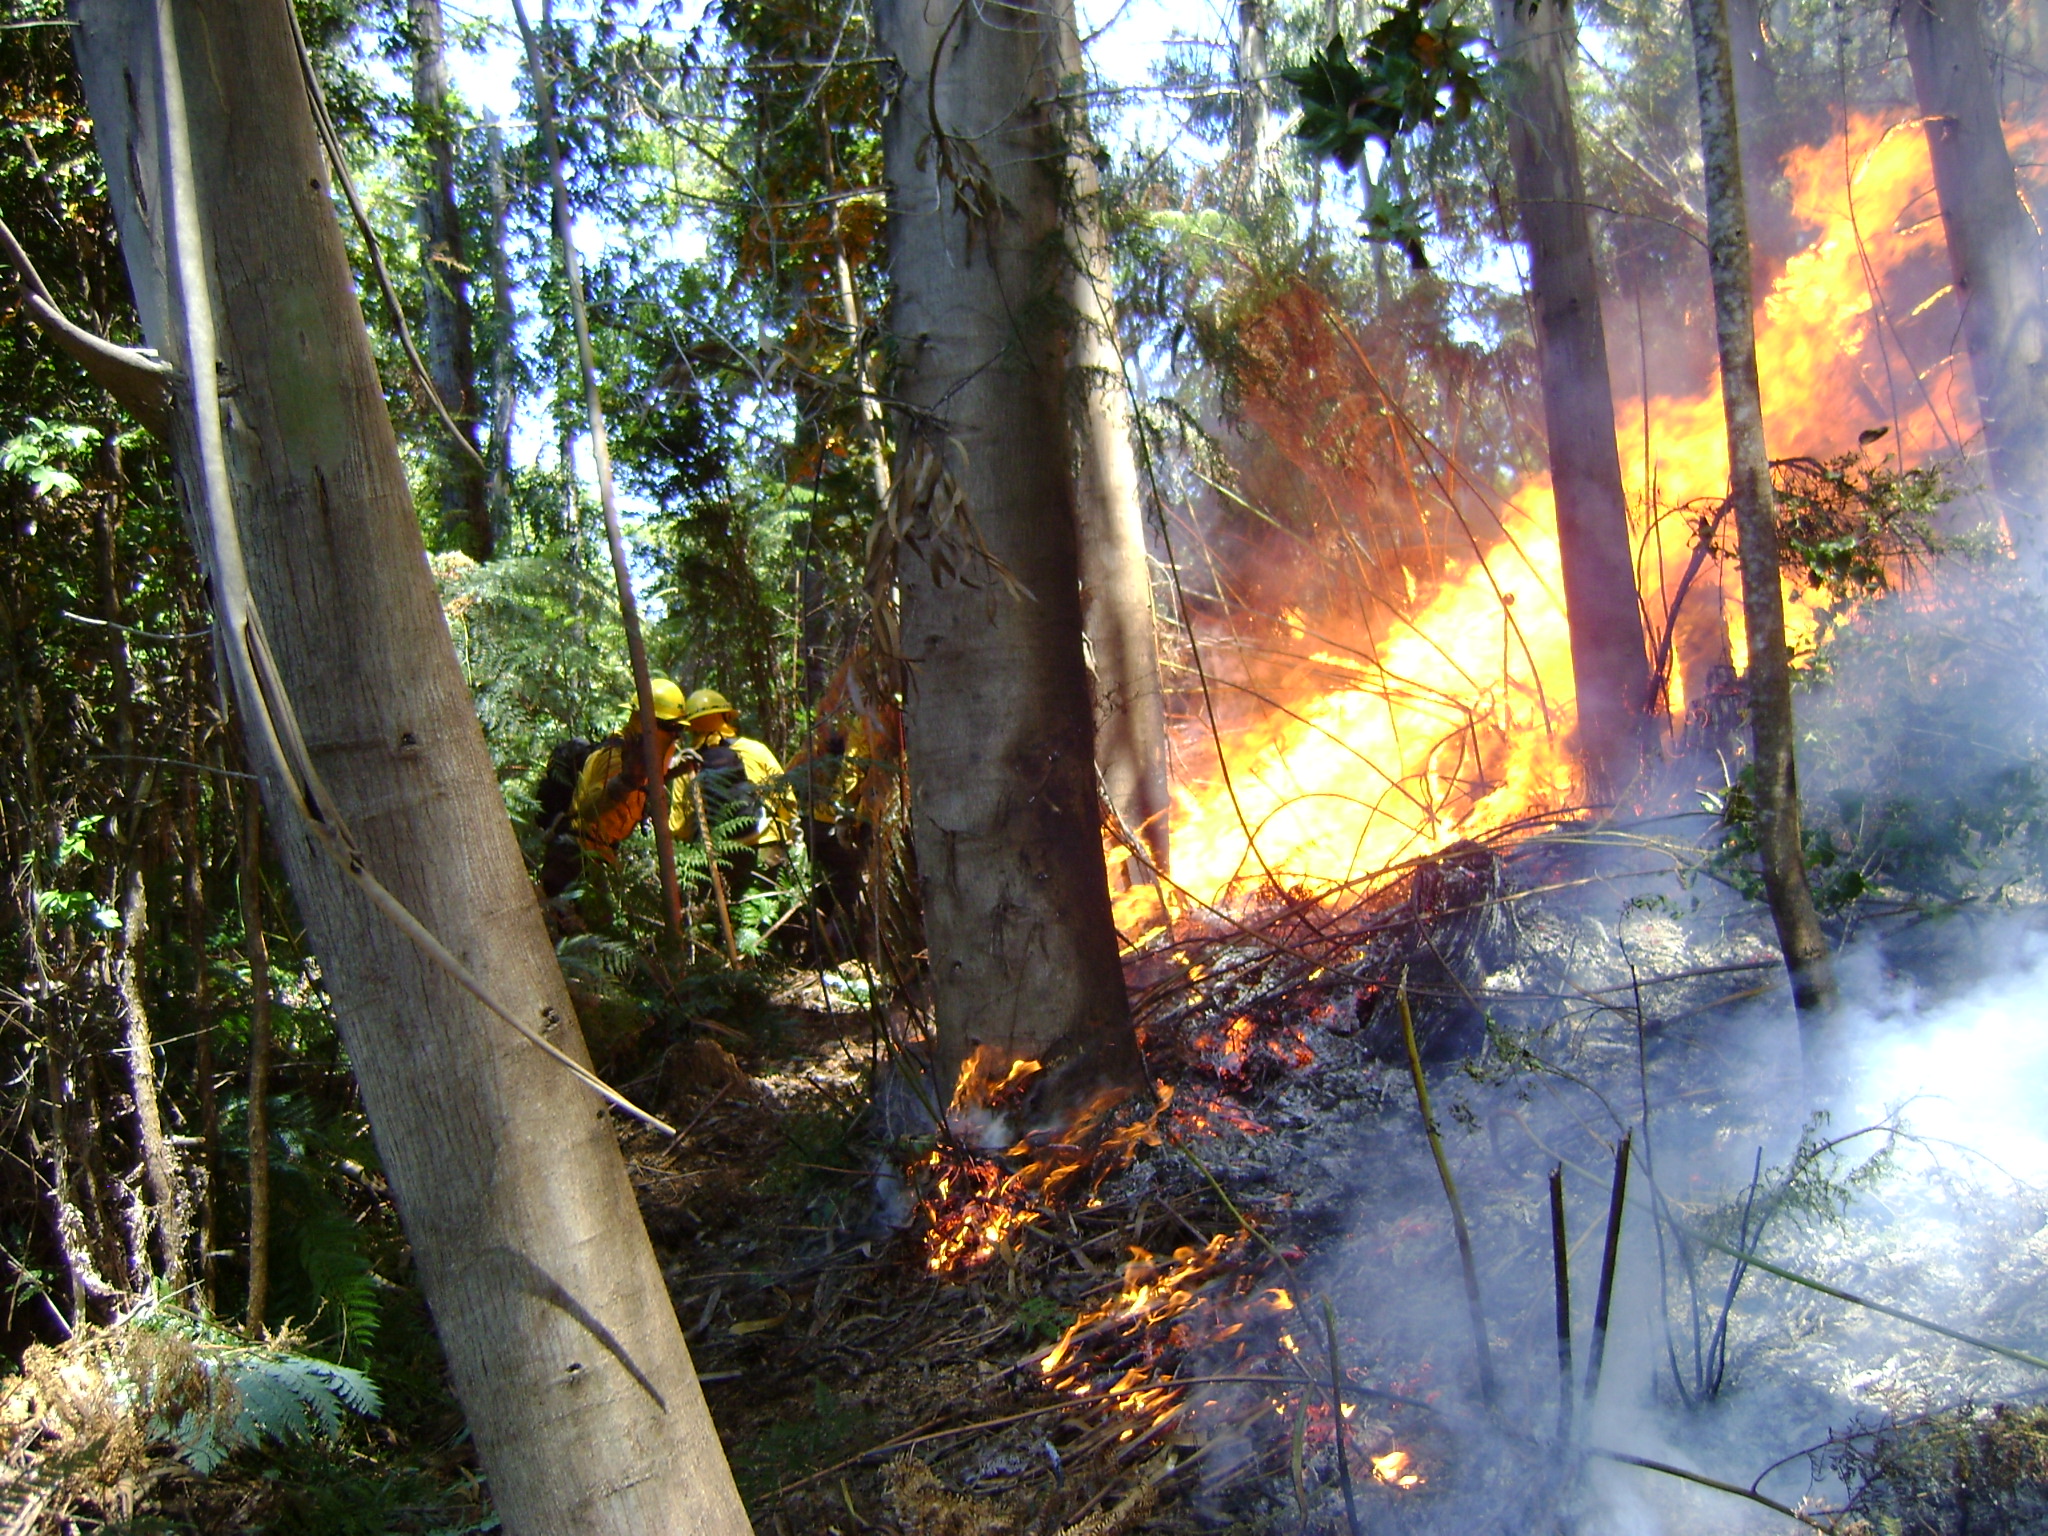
<box><xmin>682</xmin><ymin>686</ymin><xmax>735</xmax><ymax>725</ymax></box>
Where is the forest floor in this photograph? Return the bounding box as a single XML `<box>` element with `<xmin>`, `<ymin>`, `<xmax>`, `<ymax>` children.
<box><xmin>11</xmin><ymin>815</ymin><xmax>2045</xmax><ymax>1534</ymax></box>
<box><xmin>633</xmin><ymin>816</ymin><xmax>2048</xmax><ymax>1535</ymax></box>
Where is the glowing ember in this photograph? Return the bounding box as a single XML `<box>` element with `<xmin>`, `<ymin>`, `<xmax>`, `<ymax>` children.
<box><xmin>1118</xmin><ymin>113</ymin><xmax>1981</xmax><ymax>920</ymax></box>
<box><xmin>915</xmin><ymin>1070</ymin><xmax>1165</xmax><ymax>1277</ymax></box>
<box><xmin>1372</xmin><ymin>1447</ymin><xmax>1424</xmax><ymax>1489</ymax></box>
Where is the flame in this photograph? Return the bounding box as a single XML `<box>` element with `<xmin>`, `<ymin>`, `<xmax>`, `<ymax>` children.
<box><xmin>916</xmin><ymin>1072</ymin><xmax>1165</xmax><ymax>1276</ymax></box>
<box><xmin>1124</xmin><ymin>112</ymin><xmax>1979</xmax><ymax>919</ymax></box>
<box><xmin>1371</xmin><ymin>1447</ymin><xmax>1424</xmax><ymax>1489</ymax></box>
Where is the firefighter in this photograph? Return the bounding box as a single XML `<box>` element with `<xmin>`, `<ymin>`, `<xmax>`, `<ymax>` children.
<box><xmin>789</xmin><ymin>709</ymin><xmax>883</xmax><ymax>960</ymax></box>
<box><xmin>568</xmin><ymin>676</ymin><xmax>691</xmax><ymax>866</ymax></box>
<box><xmin>668</xmin><ymin>687</ymin><xmax>796</xmax><ymax>900</ymax></box>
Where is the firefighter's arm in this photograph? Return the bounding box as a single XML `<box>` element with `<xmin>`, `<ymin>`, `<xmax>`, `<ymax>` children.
<box><xmin>664</xmin><ymin>748</ymin><xmax>703</xmax><ymax>840</ymax></box>
<box><xmin>735</xmin><ymin>738</ymin><xmax>799</xmax><ymax>844</ymax></box>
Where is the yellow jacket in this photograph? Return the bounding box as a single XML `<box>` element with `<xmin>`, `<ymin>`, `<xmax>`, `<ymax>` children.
<box><xmin>571</xmin><ymin>725</ymin><xmax>678</xmax><ymax>858</ymax></box>
<box><xmin>669</xmin><ymin>732</ymin><xmax>796</xmax><ymax>848</ymax></box>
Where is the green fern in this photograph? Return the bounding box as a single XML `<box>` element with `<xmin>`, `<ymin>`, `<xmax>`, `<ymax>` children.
<box><xmin>82</xmin><ymin>1302</ymin><xmax>381</xmax><ymax>1476</ymax></box>
<box><xmin>293</xmin><ymin>1204</ymin><xmax>383</xmax><ymax>1359</ymax></box>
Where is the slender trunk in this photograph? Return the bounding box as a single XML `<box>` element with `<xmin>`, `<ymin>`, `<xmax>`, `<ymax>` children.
<box><xmin>410</xmin><ymin>0</ymin><xmax>490</xmax><ymax>559</ymax></box>
<box><xmin>823</xmin><ymin>126</ymin><xmax>891</xmax><ymax>512</ymax></box>
<box><xmin>240</xmin><ymin>790</ymin><xmax>272</xmax><ymax>1333</ymax></box>
<box><xmin>181</xmin><ymin>749</ymin><xmax>216</xmax><ymax>1309</ymax></box>
<box><xmin>483</xmin><ymin>114</ymin><xmax>519</xmax><ymax>539</ymax></box>
<box><xmin>113</xmin><ymin>866</ymin><xmax>187</xmax><ymax>1287</ymax></box>
<box><xmin>94</xmin><ymin>489</ymin><xmax>189</xmax><ymax>1286</ymax></box>
<box><xmin>877</xmin><ymin>0</ymin><xmax>1143</xmax><ymax>1115</ymax></box>
<box><xmin>515</xmin><ymin>0</ymin><xmax>688</xmax><ymax>951</ymax></box>
<box><xmin>1901</xmin><ymin>0</ymin><xmax>2048</xmax><ymax>563</ymax></box>
<box><xmin>1683</xmin><ymin>0</ymin><xmax>1838</xmax><ymax>1032</ymax></box>
<box><xmin>1234</xmin><ymin>0</ymin><xmax>1277</xmax><ymax>188</ymax></box>
<box><xmin>1054</xmin><ymin>13</ymin><xmax>1172</xmax><ymax>880</ymax></box>
<box><xmin>1492</xmin><ymin>0</ymin><xmax>1653</xmax><ymax>801</ymax></box>
<box><xmin>73</xmin><ymin>1</ymin><xmax>749</xmax><ymax>1527</ymax></box>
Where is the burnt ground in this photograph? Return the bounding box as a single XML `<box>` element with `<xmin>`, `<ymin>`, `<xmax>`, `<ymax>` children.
<box><xmin>629</xmin><ymin>818</ymin><xmax>2048</xmax><ymax>1536</ymax></box>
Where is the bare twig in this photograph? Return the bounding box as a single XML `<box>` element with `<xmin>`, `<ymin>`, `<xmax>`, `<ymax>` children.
<box><xmin>1585</xmin><ymin>1448</ymin><xmax>1836</xmax><ymax>1531</ymax></box>
<box><xmin>1399</xmin><ymin>986</ymin><xmax>1496</xmax><ymax>1406</ymax></box>
<box><xmin>1583</xmin><ymin>1130</ymin><xmax>1631</xmax><ymax>1407</ymax></box>
<box><xmin>1549</xmin><ymin>1163</ymin><xmax>1573</xmax><ymax>1441</ymax></box>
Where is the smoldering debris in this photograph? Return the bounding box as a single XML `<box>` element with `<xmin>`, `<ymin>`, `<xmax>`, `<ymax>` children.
<box><xmin>1043</xmin><ymin>832</ymin><xmax>2048</xmax><ymax>1534</ymax></box>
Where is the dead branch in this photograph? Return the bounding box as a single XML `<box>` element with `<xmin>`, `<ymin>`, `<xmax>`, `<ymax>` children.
<box><xmin>0</xmin><ymin>213</ymin><xmax>171</xmax><ymax>435</ymax></box>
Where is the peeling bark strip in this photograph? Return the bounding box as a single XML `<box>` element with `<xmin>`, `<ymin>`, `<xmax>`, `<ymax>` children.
<box><xmin>1491</xmin><ymin>0</ymin><xmax>1652</xmax><ymax>801</ymax></box>
<box><xmin>69</xmin><ymin>0</ymin><xmax>748</xmax><ymax>1529</ymax></box>
<box><xmin>1682</xmin><ymin>0</ymin><xmax>1837</xmax><ymax>1031</ymax></box>
<box><xmin>877</xmin><ymin>0</ymin><xmax>1144</xmax><ymax>1111</ymax></box>
<box><xmin>1901</xmin><ymin>0</ymin><xmax>2048</xmax><ymax>563</ymax></box>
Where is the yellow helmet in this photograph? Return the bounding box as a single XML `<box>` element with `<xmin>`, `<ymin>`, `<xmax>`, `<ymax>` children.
<box><xmin>644</xmin><ymin>677</ymin><xmax>686</xmax><ymax>723</ymax></box>
<box><xmin>682</xmin><ymin>686</ymin><xmax>735</xmax><ymax>725</ymax></box>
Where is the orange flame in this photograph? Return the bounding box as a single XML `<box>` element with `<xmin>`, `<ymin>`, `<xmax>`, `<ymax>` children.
<box><xmin>1372</xmin><ymin>1447</ymin><xmax>1424</xmax><ymax>1489</ymax></box>
<box><xmin>1120</xmin><ymin>113</ymin><xmax>1978</xmax><ymax>924</ymax></box>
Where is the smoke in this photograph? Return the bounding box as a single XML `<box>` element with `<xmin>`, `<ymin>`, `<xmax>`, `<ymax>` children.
<box><xmin>1845</xmin><ymin>928</ymin><xmax>2048</xmax><ymax>1180</ymax></box>
<box><xmin>1284</xmin><ymin>867</ymin><xmax>2048</xmax><ymax>1533</ymax></box>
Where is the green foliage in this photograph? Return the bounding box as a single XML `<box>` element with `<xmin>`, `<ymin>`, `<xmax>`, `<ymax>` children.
<box><xmin>1281</xmin><ymin>3</ymin><xmax>1488</xmax><ymax>265</ymax></box>
<box><xmin>1772</xmin><ymin>449</ymin><xmax>1969</xmax><ymax>640</ymax></box>
<box><xmin>0</xmin><ymin>418</ymin><xmax>102</xmax><ymax>501</ymax></box>
<box><xmin>1830</xmin><ymin>1404</ymin><xmax>2048</xmax><ymax>1536</ymax></box>
<box><xmin>1282</xmin><ymin>8</ymin><xmax>1488</xmax><ymax>170</ymax></box>
<box><xmin>1013</xmin><ymin>1293</ymin><xmax>1073</xmax><ymax>1346</ymax></box>
<box><xmin>732</xmin><ymin>1380</ymin><xmax>862</xmax><ymax>1502</ymax></box>
<box><xmin>1796</xmin><ymin>574</ymin><xmax>2048</xmax><ymax>909</ymax></box>
<box><xmin>136</xmin><ymin>1307</ymin><xmax>381</xmax><ymax>1475</ymax></box>
<box><xmin>1706</xmin><ymin>766</ymin><xmax>1876</xmax><ymax>914</ymax></box>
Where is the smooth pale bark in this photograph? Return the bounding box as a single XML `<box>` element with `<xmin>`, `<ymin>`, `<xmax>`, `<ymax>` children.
<box><xmin>1684</xmin><ymin>0</ymin><xmax>1838</xmax><ymax>1028</ymax></box>
<box><xmin>410</xmin><ymin>0</ymin><xmax>490</xmax><ymax>559</ymax></box>
<box><xmin>877</xmin><ymin>0</ymin><xmax>1143</xmax><ymax>1115</ymax></box>
<box><xmin>70</xmin><ymin>1</ymin><xmax>748</xmax><ymax>1529</ymax></box>
<box><xmin>1053</xmin><ymin>11</ymin><xmax>1172</xmax><ymax>881</ymax></box>
<box><xmin>482</xmin><ymin>116</ymin><xmax>518</xmax><ymax>531</ymax></box>
<box><xmin>1234</xmin><ymin>0</ymin><xmax>1279</xmax><ymax>178</ymax></box>
<box><xmin>1491</xmin><ymin>0</ymin><xmax>1652</xmax><ymax>801</ymax></box>
<box><xmin>1902</xmin><ymin>0</ymin><xmax>2048</xmax><ymax>562</ymax></box>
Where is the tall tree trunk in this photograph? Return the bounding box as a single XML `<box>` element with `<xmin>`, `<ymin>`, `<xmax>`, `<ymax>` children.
<box><xmin>1234</xmin><ymin>0</ymin><xmax>1278</xmax><ymax>187</ymax></box>
<box><xmin>1491</xmin><ymin>0</ymin><xmax>1653</xmax><ymax>801</ymax></box>
<box><xmin>411</xmin><ymin>0</ymin><xmax>491</xmax><ymax>560</ymax></box>
<box><xmin>1684</xmin><ymin>0</ymin><xmax>1838</xmax><ymax>1033</ymax></box>
<box><xmin>876</xmin><ymin>0</ymin><xmax>1143</xmax><ymax>1117</ymax></box>
<box><xmin>481</xmin><ymin>114</ymin><xmax>519</xmax><ymax>539</ymax></box>
<box><xmin>72</xmin><ymin>2</ymin><xmax>748</xmax><ymax>1529</ymax></box>
<box><xmin>1902</xmin><ymin>0</ymin><xmax>2048</xmax><ymax>563</ymax></box>
<box><xmin>1054</xmin><ymin>14</ymin><xmax>1172</xmax><ymax>881</ymax></box>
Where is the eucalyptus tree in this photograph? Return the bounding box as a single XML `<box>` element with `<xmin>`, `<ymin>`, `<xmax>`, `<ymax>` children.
<box><xmin>1056</xmin><ymin>11</ymin><xmax>1172</xmax><ymax>880</ymax></box>
<box><xmin>68</xmin><ymin>0</ymin><xmax>750</xmax><ymax>1526</ymax></box>
<box><xmin>1901</xmin><ymin>0</ymin><xmax>2048</xmax><ymax>562</ymax></box>
<box><xmin>1683</xmin><ymin>0</ymin><xmax>1838</xmax><ymax>1032</ymax></box>
<box><xmin>876</xmin><ymin>0</ymin><xmax>1145</xmax><ymax>1112</ymax></box>
<box><xmin>1490</xmin><ymin>0</ymin><xmax>1654</xmax><ymax>800</ymax></box>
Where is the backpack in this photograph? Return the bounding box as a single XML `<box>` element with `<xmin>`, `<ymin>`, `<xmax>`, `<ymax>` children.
<box><xmin>535</xmin><ymin>737</ymin><xmax>595</xmax><ymax>836</ymax></box>
<box><xmin>691</xmin><ymin>740</ymin><xmax>767</xmax><ymax>844</ymax></box>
